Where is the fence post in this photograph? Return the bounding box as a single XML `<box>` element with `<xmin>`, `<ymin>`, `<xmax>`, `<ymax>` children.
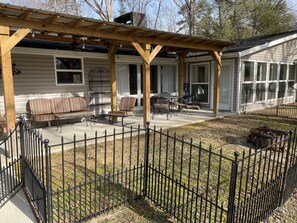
<box><xmin>227</xmin><ymin>152</ymin><xmax>240</xmax><ymax>223</ymax></box>
<box><xmin>279</xmin><ymin>131</ymin><xmax>293</xmax><ymax>206</ymax></box>
<box><xmin>143</xmin><ymin>121</ymin><xmax>150</xmax><ymax>198</ymax></box>
<box><xmin>44</xmin><ymin>139</ymin><xmax>51</xmax><ymax>223</ymax></box>
<box><xmin>19</xmin><ymin>115</ymin><xmax>26</xmax><ymax>184</ymax></box>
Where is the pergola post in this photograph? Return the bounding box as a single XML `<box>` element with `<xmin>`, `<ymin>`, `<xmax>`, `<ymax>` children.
<box><xmin>210</xmin><ymin>51</ymin><xmax>222</xmax><ymax>116</ymax></box>
<box><xmin>0</xmin><ymin>26</ymin><xmax>30</xmax><ymax>131</ymax></box>
<box><xmin>132</xmin><ymin>42</ymin><xmax>163</xmax><ymax>126</ymax></box>
<box><xmin>108</xmin><ymin>45</ymin><xmax>118</xmax><ymax>122</ymax></box>
<box><xmin>143</xmin><ymin>44</ymin><xmax>151</xmax><ymax>126</ymax></box>
<box><xmin>178</xmin><ymin>52</ymin><xmax>186</xmax><ymax>110</ymax></box>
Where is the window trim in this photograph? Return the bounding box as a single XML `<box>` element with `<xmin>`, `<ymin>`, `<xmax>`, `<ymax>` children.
<box><xmin>54</xmin><ymin>56</ymin><xmax>85</xmax><ymax>86</ymax></box>
<box><xmin>255</xmin><ymin>61</ymin><xmax>268</xmax><ymax>102</ymax></box>
<box><xmin>190</xmin><ymin>62</ymin><xmax>210</xmax><ymax>104</ymax></box>
<box><xmin>241</xmin><ymin>60</ymin><xmax>256</xmax><ymax>104</ymax></box>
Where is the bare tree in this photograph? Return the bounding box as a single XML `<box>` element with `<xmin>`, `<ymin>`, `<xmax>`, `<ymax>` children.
<box><xmin>173</xmin><ymin>0</ymin><xmax>196</xmax><ymax>35</ymax></box>
<box><xmin>84</xmin><ymin>0</ymin><xmax>114</xmax><ymax>21</ymax></box>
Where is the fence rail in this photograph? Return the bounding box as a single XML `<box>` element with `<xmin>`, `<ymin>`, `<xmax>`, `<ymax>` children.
<box><xmin>1</xmin><ymin>118</ymin><xmax>297</xmax><ymax>223</ymax></box>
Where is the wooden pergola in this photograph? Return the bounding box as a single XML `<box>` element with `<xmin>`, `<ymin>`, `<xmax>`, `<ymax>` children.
<box><xmin>0</xmin><ymin>3</ymin><xmax>231</xmax><ymax>130</ymax></box>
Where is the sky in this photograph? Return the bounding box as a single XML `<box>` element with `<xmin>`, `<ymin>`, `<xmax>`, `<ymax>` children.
<box><xmin>287</xmin><ymin>0</ymin><xmax>297</xmax><ymax>14</ymax></box>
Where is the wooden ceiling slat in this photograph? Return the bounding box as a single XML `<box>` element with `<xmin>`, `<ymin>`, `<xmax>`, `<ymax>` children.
<box><xmin>67</xmin><ymin>19</ymin><xmax>84</xmax><ymax>27</ymax></box>
<box><xmin>0</xmin><ymin>3</ymin><xmax>231</xmax><ymax>52</ymax></box>
<box><xmin>20</xmin><ymin>12</ymin><xmax>32</xmax><ymax>20</ymax></box>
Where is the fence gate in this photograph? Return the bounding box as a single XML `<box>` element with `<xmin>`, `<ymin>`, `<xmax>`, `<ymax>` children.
<box><xmin>21</xmin><ymin>121</ymin><xmax>47</xmax><ymax>222</ymax></box>
<box><xmin>0</xmin><ymin>125</ymin><xmax>23</xmax><ymax>205</ymax></box>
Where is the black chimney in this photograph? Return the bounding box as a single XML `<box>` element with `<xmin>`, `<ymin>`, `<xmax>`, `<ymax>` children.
<box><xmin>114</xmin><ymin>12</ymin><xmax>147</xmax><ymax>27</ymax></box>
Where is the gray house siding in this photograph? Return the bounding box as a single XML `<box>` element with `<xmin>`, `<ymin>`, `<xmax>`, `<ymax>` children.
<box><xmin>239</xmin><ymin>38</ymin><xmax>297</xmax><ymax>113</ymax></box>
<box><xmin>0</xmin><ymin>53</ymin><xmax>110</xmax><ymax>115</ymax></box>
<box><xmin>243</xmin><ymin>39</ymin><xmax>297</xmax><ymax>63</ymax></box>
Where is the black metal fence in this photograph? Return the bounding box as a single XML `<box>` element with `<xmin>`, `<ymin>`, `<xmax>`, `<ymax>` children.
<box><xmin>0</xmin><ymin>124</ymin><xmax>22</xmax><ymax>206</ymax></box>
<box><xmin>1</xmin><ymin>118</ymin><xmax>297</xmax><ymax>223</ymax></box>
<box><xmin>242</xmin><ymin>90</ymin><xmax>297</xmax><ymax>119</ymax></box>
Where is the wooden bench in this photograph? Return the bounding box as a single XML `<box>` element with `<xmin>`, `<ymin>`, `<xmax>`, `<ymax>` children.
<box><xmin>107</xmin><ymin>97</ymin><xmax>136</xmax><ymax>126</ymax></box>
<box><xmin>28</xmin><ymin>97</ymin><xmax>93</xmax><ymax>127</ymax></box>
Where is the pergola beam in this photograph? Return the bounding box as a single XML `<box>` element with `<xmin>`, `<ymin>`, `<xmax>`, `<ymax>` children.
<box><xmin>1</xmin><ymin>28</ymin><xmax>31</xmax><ymax>57</ymax></box>
<box><xmin>178</xmin><ymin>51</ymin><xmax>187</xmax><ymax>109</ymax></box>
<box><xmin>210</xmin><ymin>51</ymin><xmax>222</xmax><ymax>116</ymax></box>
<box><xmin>132</xmin><ymin>42</ymin><xmax>163</xmax><ymax>126</ymax></box>
<box><xmin>0</xmin><ymin>26</ymin><xmax>31</xmax><ymax>131</ymax></box>
<box><xmin>108</xmin><ymin>45</ymin><xmax>119</xmax><ymax>122</ymax></box>
<box><xmin>0</xmin><ymin>17</ymin><xmax>224</xmax><ymax>52</ymax></box>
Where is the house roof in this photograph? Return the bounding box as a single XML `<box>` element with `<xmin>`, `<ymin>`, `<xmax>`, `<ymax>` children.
<box><xmin>224</xmin><ymin>30</ymin><xmax>297</xmax><ymax>53</ymax></box>
<box><xmin>0</xmin><ymin>3</ymin><xmax>231</xmax><ymax>53</ymax></box>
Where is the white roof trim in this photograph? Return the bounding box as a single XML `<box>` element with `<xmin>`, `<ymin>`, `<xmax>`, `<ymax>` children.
<box><xmin>239</xmin><ymin>33</ymin><xmax>297</xmax><ymax>57</ymax></box>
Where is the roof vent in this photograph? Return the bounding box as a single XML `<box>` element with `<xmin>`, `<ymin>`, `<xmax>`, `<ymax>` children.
<box><xmin>114</xmin><ymin>12</ymin><xmax>147</xmax><ymax>27</ymax></box>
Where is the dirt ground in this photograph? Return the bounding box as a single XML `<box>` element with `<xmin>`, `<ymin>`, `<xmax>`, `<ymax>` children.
<box><xmin>87</xmin><ymin>114</ymin><xmax>297</xmax><ymax>223</ymax></box>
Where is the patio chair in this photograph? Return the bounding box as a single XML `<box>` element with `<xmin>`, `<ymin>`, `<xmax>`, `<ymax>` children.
<box><xmin>174</xmin><ymin>94</ymin><xmax>200</xmax><ymax>115</ymax></box>
<box><xmin>107</xmin><ymin>97</ymin><xmax>136</xmax><ymax>126</ymax></box>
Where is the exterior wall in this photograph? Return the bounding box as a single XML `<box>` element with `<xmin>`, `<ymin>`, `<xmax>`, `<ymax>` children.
<box><xmin>243</xmin><ymin>39</ymin><xmax>297</xmax><ymax>63</ymax></box>
<box><xmin>187</xmin><ymin>57</ymin><xmax>237</xmax><ymax>111</ymax></box>
<box><xmin>240</xmin><ymin>39</ymin><xmax>297</xmax><ymax>113</ymax></box>
<box><xmin>0</xmin><ymin>52</ymin><xmax>109</xmax><ymax>116</ymax></box>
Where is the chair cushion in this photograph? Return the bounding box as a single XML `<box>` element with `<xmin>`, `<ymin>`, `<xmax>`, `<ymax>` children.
<box><xmin>50</xmin><ymin>98</ymin><xmax>71</xmax><ymax>113</ymax></box>
<box><xmin>28</xmin><ymin>99</ymin><xmax>52</xmax><ymax>115</ymax></box>
<box><xmin>69</xmin><ymin>97</ymin><xmax>88</xmax><ymax>112</ymax></box>
<box><xmin>32</xmin><ymin>114</ymin><xmax>55</xmax><ymax>122</ymax></box>
<box><xmin>119</xmin><ymin>97</ymin><xmax>136</xmax><ymax>111</ymax></box>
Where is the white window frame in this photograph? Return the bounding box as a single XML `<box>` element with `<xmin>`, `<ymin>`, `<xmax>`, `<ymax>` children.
<box><xmin>267</xmin><ymin>62</ymin><xmax>279</xmax><ymax>101</ymax></box>
<box><xmin>255</xmin><ymin>61</ymin><xmax>268</xmax><ymax>102</ymax></box>
<box><xmin>190</xmin><ymin>63</ymin><xmax>210</xmax><ymax>104</ymax></box>
<box><xmin>54</xmin><ymin>56</ymin><xmax>85</xmax><ymax>86</ymax></box>
<box><xmin>278</xmin><ymin>63</ymin><xmax>288</xmax><ymax>99</ymax></box>
<box><xmin>241</xmin><ymin>60</ymin><xmax>255</xmax><ymax>104</ymax></box>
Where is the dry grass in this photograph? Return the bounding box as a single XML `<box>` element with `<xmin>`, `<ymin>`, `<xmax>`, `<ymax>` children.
<box><xmin>47</xmin><ymin>114</ymin><xmax>297</xmax><ymax>223</ymax></box>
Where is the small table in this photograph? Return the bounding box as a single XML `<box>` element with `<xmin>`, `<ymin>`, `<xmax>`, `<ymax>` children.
<box><xmin>151</xmin><ymin>95</ymin><xmax>181</xmax><ymax>120</ymax></box>
<box><xmin>55</xmin><ymin>111</ymin><xmax>94</xmax><ymax>132</ymax></box>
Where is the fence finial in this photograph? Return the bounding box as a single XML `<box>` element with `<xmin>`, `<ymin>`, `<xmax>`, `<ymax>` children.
<box><xmin>146</xmin><ymin>121</ymin><xmax>150</xmax><ymax>129</ymax></box>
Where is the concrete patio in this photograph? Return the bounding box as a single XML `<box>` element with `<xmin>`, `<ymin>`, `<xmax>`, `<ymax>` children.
<box><xmin>37</xmin><ymin>109</ymin><xmax>233</xmax><ymax>148</ymax></box>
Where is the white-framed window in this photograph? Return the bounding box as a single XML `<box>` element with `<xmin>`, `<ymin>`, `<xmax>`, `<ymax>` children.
<box><xmin>288</xmin><ymin>65</ymin><xmax>296</xmax><ymax>96</ymax></box>
<box><xmin>278</xmin><ymin>64</ymin><xmax>287</xmax><ymax>98</ymax></box>
<box><xmin>161</xmin><ymin>65</ymin><xmax>176</xmax><ymax>93</ymax></box>
<box><xmin>55</xmin><ymin>57</ymin><xmax>84</xmax><ymax>85</ymax></box>
<box><xmin>241</xmin><ymin>61</ymin><xmax>254</xmax><ymax>103</ymax></box>
<box><xmin>255</xmin><ymin>62</ymin><xmax>267</xmax><ymax>102</ymax></box>
<box><xmin>191</xmin><ymin>63</ymin><xmax>210</xmax><ymax>103</ymax></box>
<box><xmin>268</xmin><ymin>63</ymin><xmax>278</xmax><ymax>100</ymax></box>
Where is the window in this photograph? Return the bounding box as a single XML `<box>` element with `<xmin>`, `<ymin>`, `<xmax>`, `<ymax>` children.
<box><xmin>278</xmin><ymin>64</ymin><xmax>287</xmax><ymax>98</ymax></box>
<box><xmin>279</xmin><ymin>64</ymin><xmax>287</xmax><ymax>80</ymax></box>
<box><xmin>241</xmin><ymin>61</ymin><xmax>255</xmax><ymax>103</ymax></box>
<box><xmin>161</xmin><ymin>65</ymin><xmax>176</xmax><ymax>93</ymax></box>
<box><xmin>288</xmin><ymin>65</ymin><xmax>296</xmax><ymax>96</ymax></box>
<box><xmin>268</xmin><ymin>63</ymin><xmax>278</xmax><ymax>100</ymax></box>
<box><xmin>55</xmin><ymin>57</ymin><xmax>83</xmax><ymax>84</ymax></box>
<box><xmin>255</xmin><ymin>62</ymin><xmax>267</xmax><ymax>102</ymax></box>
<box><xmin>141</xmin><ymin>65</ymin><xmax>158</xmax><ymax>93</ymax></box>
<box><xmin>269</xmin><ymin>63</ymin><xmax>278</xmax><ymax>81</ymax></box>
<box><xmin>191</xmin><ymin>64</ymin><xmax>209</xmax><ymax>103</ymax></box>
<box><xmin>129</xmin><ymin>65</ymin><xmax>138</xmax><ymax>95</ymax></box>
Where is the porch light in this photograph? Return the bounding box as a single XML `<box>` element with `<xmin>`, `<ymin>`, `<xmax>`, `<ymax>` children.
<box><xmin>293</xmin><ymin>59</ymin><xmax>297</xmax><ymax>65</ymax></box>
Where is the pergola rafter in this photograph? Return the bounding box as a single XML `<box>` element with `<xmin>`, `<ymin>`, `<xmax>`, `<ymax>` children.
<box><xmin>0</xmin><ymin>3</ymin><xmax>231</xmax><ymax>129</ymax></box>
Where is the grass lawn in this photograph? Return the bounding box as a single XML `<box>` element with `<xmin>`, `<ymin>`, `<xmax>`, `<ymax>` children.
<box><xmin>48</xmin><ymin>114</ymin><xmax>297</xmax><ymax>223</ymax></box>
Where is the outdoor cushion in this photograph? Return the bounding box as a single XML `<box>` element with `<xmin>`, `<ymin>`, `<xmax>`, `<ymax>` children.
<box><xmin>28</xmin><ymin>99</ymin><xmax>52</xmax><ymax>115</ymax></box>
<box><xmin>50</xmin><ymin>98</ymin><xmax>71</xmax><ymax>114</ymax></box>
<box><xmin>32</xmin><ymin>114</ymin><xmax>55</xmax><ymax>122</ymax></box>
<box><xmin>69</xmin><ymin>97</ymin><xmax>88</xmax><ymax>112</ymax></box>
<box><xmin>118</xmin><ymin>97</ymin><xmax>136</xmax><ymax>111</ymax></box>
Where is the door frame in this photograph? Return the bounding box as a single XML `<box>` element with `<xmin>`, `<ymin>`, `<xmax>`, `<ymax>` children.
<box><xmin>210</xmin><ymin>60</ymin><xmax>234</xmax><ymax>112</ymax></box>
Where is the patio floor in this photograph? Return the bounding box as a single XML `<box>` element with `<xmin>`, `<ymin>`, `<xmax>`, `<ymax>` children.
<box><xmin>37</xmin><ymin>109</ymin><xmax>234</xmax><ymax>149</ymax></box>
